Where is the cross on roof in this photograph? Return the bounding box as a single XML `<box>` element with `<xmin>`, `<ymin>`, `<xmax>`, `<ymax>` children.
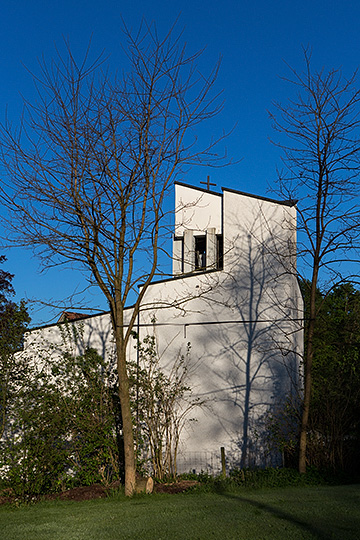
<box><xmin>200</xmin><ymin>175</ymin><xmax>216</xmax><ymax>191</ymax></box>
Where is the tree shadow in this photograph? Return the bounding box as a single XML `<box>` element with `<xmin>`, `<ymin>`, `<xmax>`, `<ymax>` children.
<box><xmin>179</xmin><ymin>202</ymin><xmax>301</xmax><ymax>468</ymax></box>
<box><xmin>217</xmin><ymin>491</ymin><xmax>338</xmax><ymax>540</ymax></box>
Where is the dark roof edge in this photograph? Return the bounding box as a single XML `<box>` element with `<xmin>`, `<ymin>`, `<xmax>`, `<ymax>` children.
<box><xmin>28</xmin><ymin>309</ymin><xmax>112</xmax><ymax>332</ymax></box>
<box><xmin>174</xmin><ymin>180</ymin><xmax>297</xmax><ymax>207</ymax></box>
<box><xmin>221</xmin><ymin>186</ymin><xmax>297</xmax><ymax>207</ymax></box>
<box><xmin>139</xmin><ymin>267</ymin><xmax>220</xmax><ymax>289</ymax></box>
<box><xmin>174</xmin><ymin>181</ymin><xmax>222</xmax><ymax>197</ymax></box>
<box><xmin>29</xmin><ymin>268</ymin><xmax>222</xmax><ymax>331</ymax></box>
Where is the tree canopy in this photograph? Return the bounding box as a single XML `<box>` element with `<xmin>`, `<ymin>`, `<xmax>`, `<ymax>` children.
<box><xmin>0</xmin><ymin>256</ymin><xmax>30</xmax><ymax>440</ymax></box>
<box><xmin>302</xmin><ymin>281</ymin><xmax>360</xmax><ymax>472</ymax></box>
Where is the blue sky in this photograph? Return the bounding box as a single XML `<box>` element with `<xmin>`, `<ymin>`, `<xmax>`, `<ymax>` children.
<box><xmin>1</xmin><ymin>0</ymin><xmax>360</xmax><ymax>325</ymax></box>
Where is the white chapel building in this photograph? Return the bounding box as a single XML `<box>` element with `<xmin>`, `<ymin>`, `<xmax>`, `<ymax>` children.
<box><xmin>22</xmin><ymin>182</ymin><xmax>303</xmax><ymax>472</ymax></box>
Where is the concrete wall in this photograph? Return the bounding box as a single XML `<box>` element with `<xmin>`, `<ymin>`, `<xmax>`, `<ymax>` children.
<box><xmin>139</xmin><ymin>185</ymin><xmax>302</xmax><ymax>469</ymax></box>
<box><xmin>20</xmin><ymin>183</ymin><xmax>303</xmax><ymax>472</ymax></box>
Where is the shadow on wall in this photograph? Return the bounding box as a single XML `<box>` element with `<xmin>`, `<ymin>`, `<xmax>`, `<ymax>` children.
<box><xmin>14</xmin><ymin>202</ymin><xmax>302</xmax><ymax>474</ymax></box>
<box><xmin>185</xmin><ymin>204</ymin><xmax>301</xmax><ymax>469</ymax></box>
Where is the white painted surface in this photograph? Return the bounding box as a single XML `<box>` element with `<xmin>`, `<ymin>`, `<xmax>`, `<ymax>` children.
<box><xmin>21</xmin><ymin>183</ymin><xmax>303</xmax><ymax>472</ymax></box>
<box><xmin>175</xmin><ymin>184</ymin><xmax>222</xmax><ymax>236</ymax></box>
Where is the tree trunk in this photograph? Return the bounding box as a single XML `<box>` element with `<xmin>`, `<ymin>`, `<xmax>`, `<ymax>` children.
<box><xmin>298</xmin><ymin>334</ymin><xmax>313</xmax><ymax>473</ymax></box>
<box><xmin>114</xmin><ymin>324</ymin><xmax>136</xmax><ymax>496</ymax></box>
<box><xmin>299</xmin><ymin>274</ymin><xmax>317</xmax><ymax>474</ymax></box>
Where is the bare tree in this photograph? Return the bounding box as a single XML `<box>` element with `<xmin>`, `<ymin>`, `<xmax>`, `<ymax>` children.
<box><xmin>270</xmin><ymin>50</ymin><xmax>360</xmax><ymax>473</ymax></box>
<box><xmin>0</xmin><ymin>22</ymin><xmax>225</xmax><ymax>495</ymax></box>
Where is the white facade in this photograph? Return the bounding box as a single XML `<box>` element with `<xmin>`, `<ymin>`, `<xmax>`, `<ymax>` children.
<box><xmin>22</xmin><ymin>182</ymin><xmax>303</xmax><ymax>472</ymax></box>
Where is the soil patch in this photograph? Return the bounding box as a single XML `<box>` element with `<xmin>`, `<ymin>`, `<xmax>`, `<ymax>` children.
<box><xmin>0</xmin><ymin>479</ymin><xmax>199</xmax><ymax>504</ymax></box>
<box><xmin>48</xmin><ymin>483</ymin><xmax>110</xmax><ymax>501</ymax></box>
<box><xmin>154</xmin><ymin>480</ymin><xmax>199</xmax><ymax>494</ymax></box>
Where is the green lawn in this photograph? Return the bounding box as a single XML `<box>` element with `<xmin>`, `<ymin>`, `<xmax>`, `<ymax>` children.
<box><xmin>1</xmin><ymin>484</ymin><xmax>359</xmax><ymax>540</ymax></box>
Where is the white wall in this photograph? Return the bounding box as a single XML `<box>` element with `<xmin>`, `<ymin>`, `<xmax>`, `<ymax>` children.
<box><xmin>139</xmin><ymin>186</ymin><xmax>302</xmax><ymax>468</ymax></box>
<box><xmin>174</xmin><ymin>183</ymin><xmax>222</xmax><ymax>236</ymax></box>
<box><xmin>20</xmin><ymin>184</ymin><xmax>303</xmax><ymax>472</ymax></box>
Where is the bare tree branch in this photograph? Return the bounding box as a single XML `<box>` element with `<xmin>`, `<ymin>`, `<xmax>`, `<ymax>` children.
<box><xmin>0</xmin><ymin>22</ymin><xmax>228</xmax><ymax>495</ymax></box>
<box><xmin>270</xmin><ymin>49</ymin><xmax>360</xmax><ymax>474</ymax></box>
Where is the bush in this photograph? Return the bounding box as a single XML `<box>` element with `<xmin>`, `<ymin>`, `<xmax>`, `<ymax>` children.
<box><xmin>1</xmin><ymin>346</ymin><xmax>122</xmax><ymax>500</ymax></box>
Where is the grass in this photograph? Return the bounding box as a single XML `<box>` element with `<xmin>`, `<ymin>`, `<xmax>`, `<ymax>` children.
<box><xmin>0</xmin><ymin>484</ymin><xmax>359</xmax><ymax>539</ymax></box>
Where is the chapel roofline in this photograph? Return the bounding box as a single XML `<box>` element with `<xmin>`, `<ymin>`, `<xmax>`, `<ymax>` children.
<box><xmin>174</xmin><ymin>181</ymin><xmax>222</xmax><ymax>197</ymax></box>
<box><xmin>221</xmin><ymin>186</ymin><xmax>296</xmax><ymax>207</ymax></box>
<box><xmin>175</xmin><ymin>180</ymin><xmax>297</xmax><ymax>207</ymax></box>
<box><xmin>30</xmin><ymin>182</ymin><xmax>295</xmax><ymax>331</ymax></box>
<box><xmin>27</xmin><ymin>309</ymin><xmax>111</xmax><ymax>332</ymax></box>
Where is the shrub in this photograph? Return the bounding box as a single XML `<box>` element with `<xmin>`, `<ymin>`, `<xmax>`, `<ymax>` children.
<box><xmin>1</xmin><ymin>346</ymin><xmax>121</xmax><ymax>499</ymax></box>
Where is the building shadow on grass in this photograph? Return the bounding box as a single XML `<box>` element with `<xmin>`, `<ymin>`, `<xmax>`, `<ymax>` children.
<box><xmin>217</xmin><ymin>491</ymin><xmax>358</xmax><ymax>540</ymax></box>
